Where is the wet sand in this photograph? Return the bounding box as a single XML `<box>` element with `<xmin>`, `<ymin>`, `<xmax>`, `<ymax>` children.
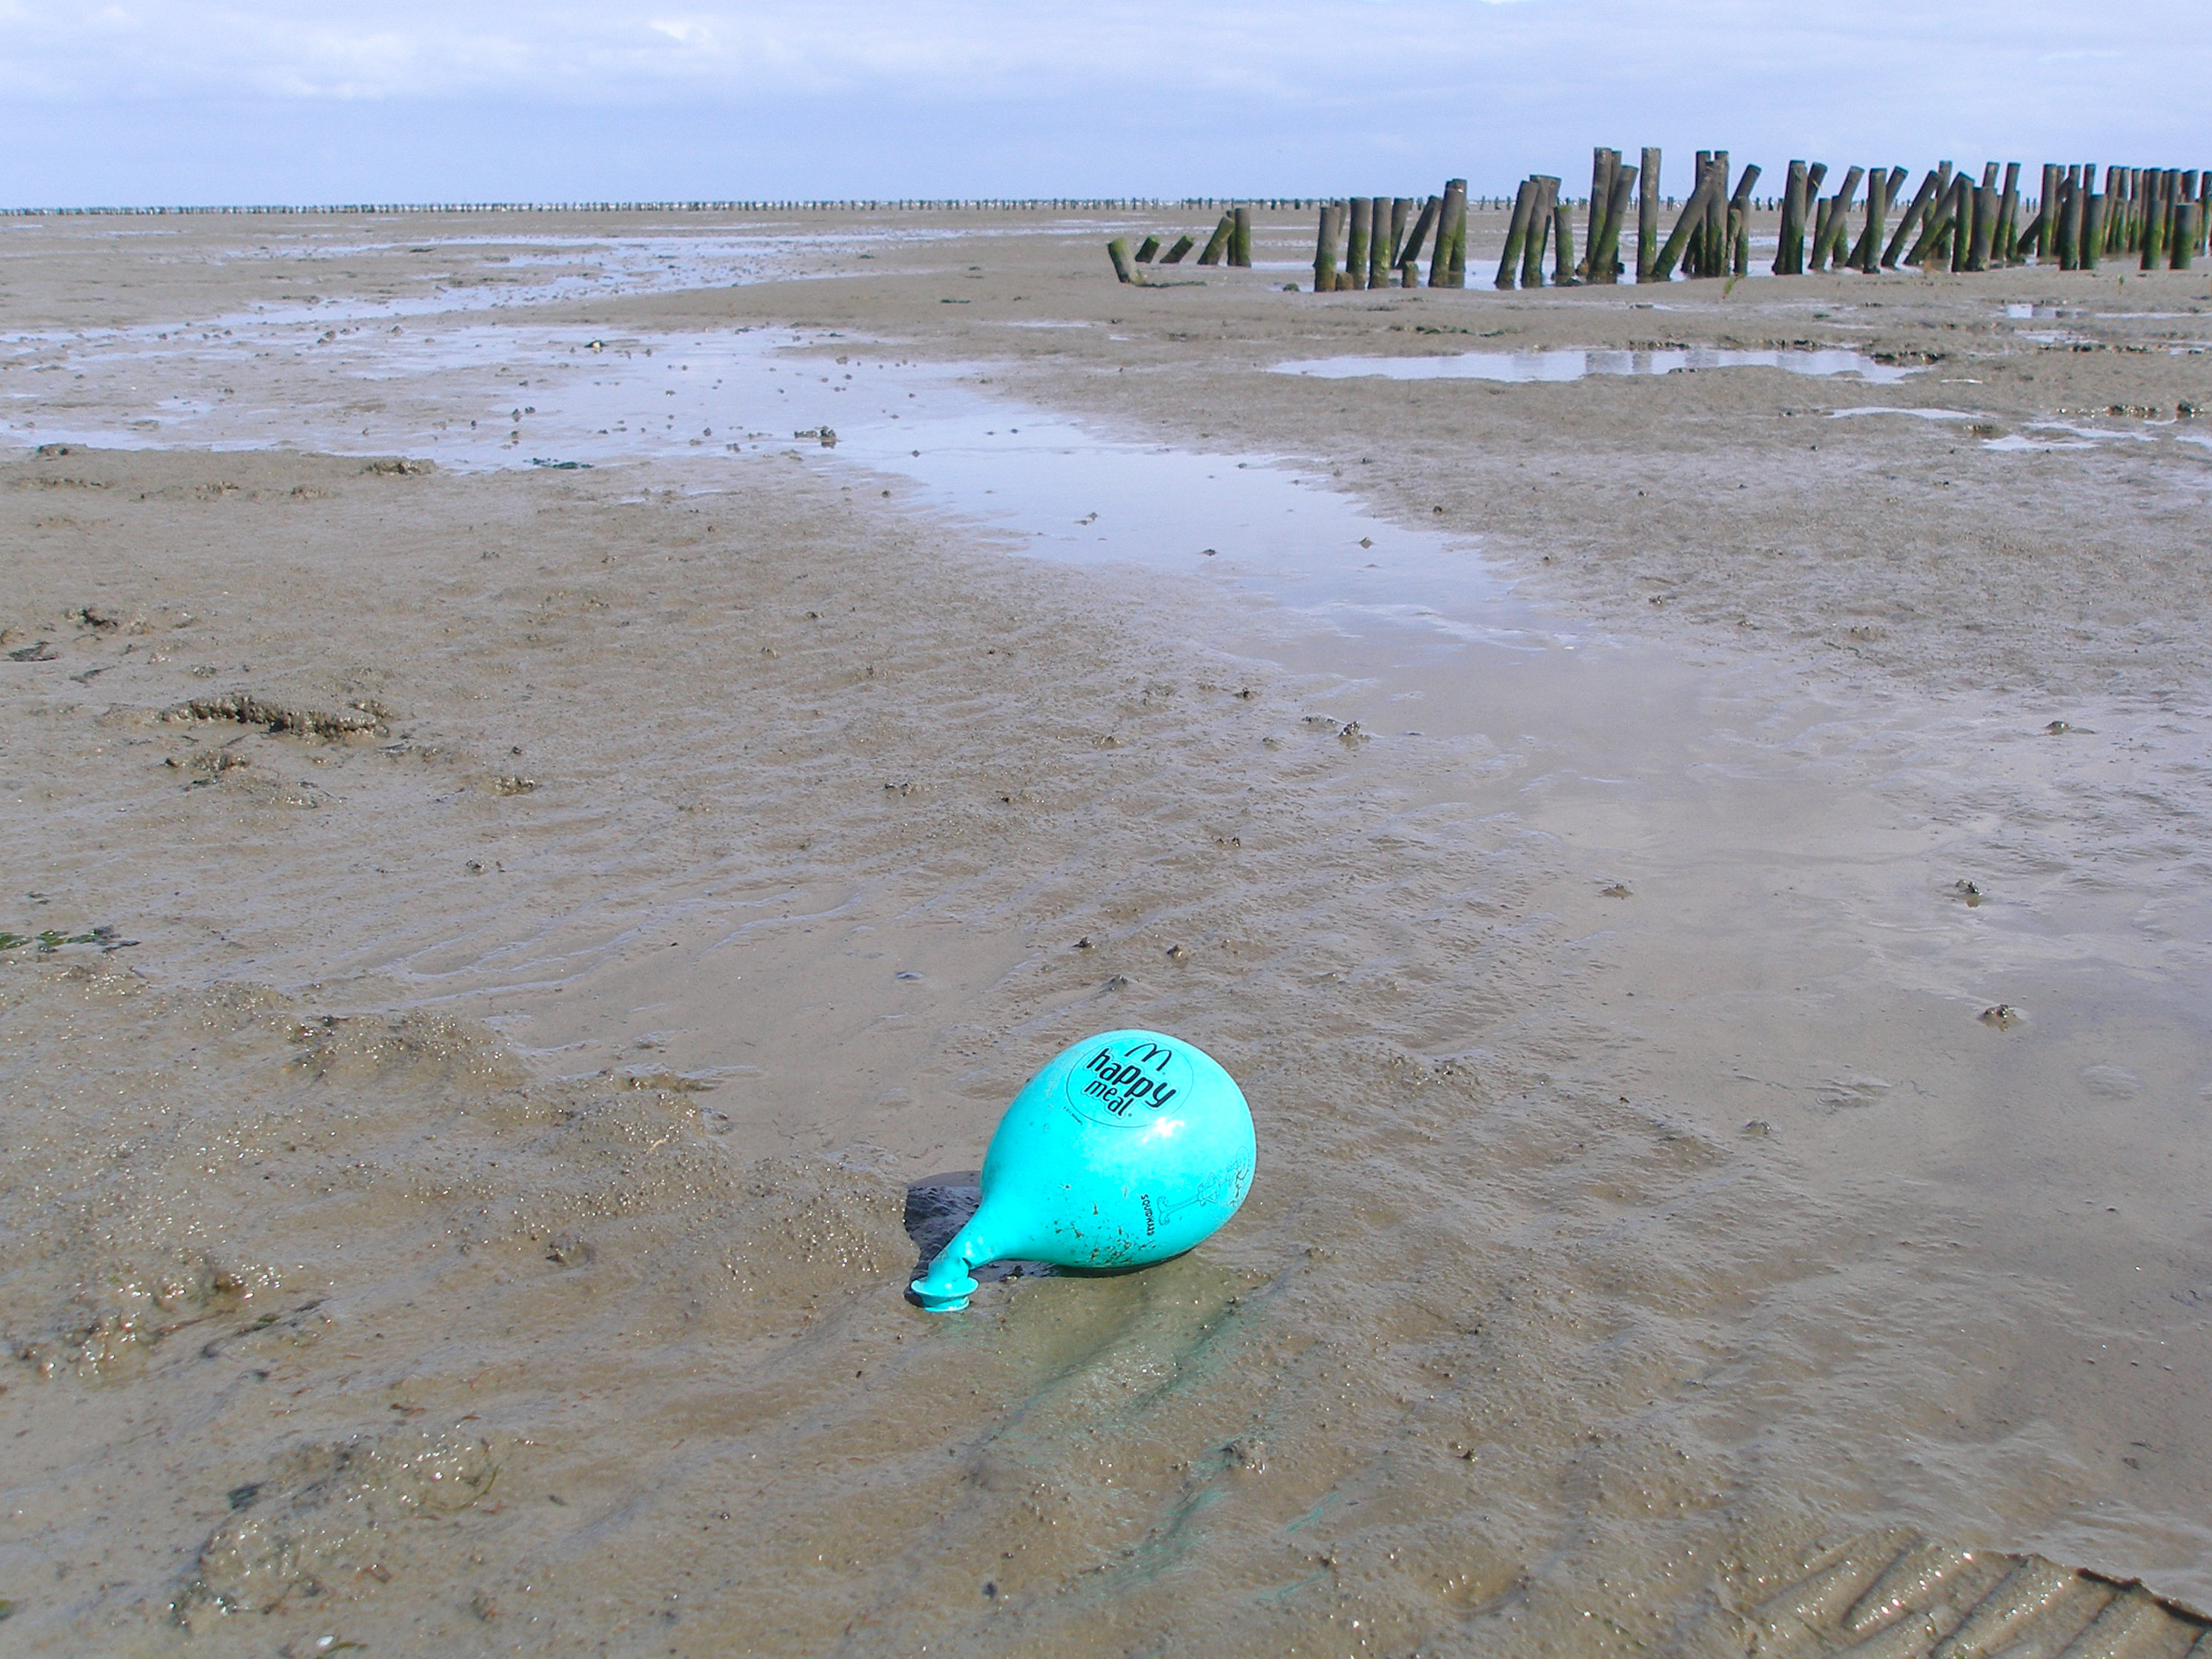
<box><xmin>1</xmin><ymin>208</ymin><xmax>2209</xmax><ymax>1656</ymax></box>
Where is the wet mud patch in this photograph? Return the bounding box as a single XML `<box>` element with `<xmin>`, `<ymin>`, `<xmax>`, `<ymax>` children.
<box><xmin>0</xmin><ymin>961</ymin><xmax>921</xmax><ymax>1650</ymax></box>
<box><xmin>175</xmin><ymin>1429</ymin><xmax>498</xmax><ymax>1629</ymax></box>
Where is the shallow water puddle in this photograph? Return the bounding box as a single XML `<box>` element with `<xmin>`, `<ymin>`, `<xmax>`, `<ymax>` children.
<box><xmin>9</xmin><ymin>322</ymin><xmax>1556</xmax><ymax>649</ymax></box>
<box><xmin>1271</xmin><ymin>346</ymin><xmax>1921</xmax><ymax>383</ymax></box>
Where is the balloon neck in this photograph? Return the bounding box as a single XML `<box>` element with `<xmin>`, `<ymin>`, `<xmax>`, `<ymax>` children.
<box><xmin>910</xmin><ymin>1210</ymin><xmax>999</xmax><ymax>1312</ymax></box>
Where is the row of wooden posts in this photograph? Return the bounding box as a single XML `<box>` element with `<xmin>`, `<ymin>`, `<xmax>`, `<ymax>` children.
<box><xmin>1107</xmin><ymin>207</ymin><xmax>1254</xmax><ymax>280</ymax></box>
<box><xmin>1325</xmin><ymin>153</ymin><xmax>2209</xmax><ymax>290</ymax></box>
<box><xmin>1305</xmin><ymin>164</ymin><xmax>1723</xmax><ymax>290</ymax></box>
<box><xmin>1107</xmin><ymin>153</ymin><xmax>2209</xmax><ymax>289</ymax></box>
<box><xmin>1767</xmin><ymin>159</ymin><xmax>2208</xmax><ymax>277</ymax></box>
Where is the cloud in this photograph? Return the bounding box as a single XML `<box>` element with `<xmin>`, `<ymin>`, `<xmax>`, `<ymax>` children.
<box><xmin>0</xmin><ymin>0</ymin><xmax>2205</xmax><ymax>202</ymax></box>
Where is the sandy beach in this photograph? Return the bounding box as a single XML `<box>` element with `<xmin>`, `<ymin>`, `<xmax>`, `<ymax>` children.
<box><xmin>1</xmin><ymin>206</ymin><xmax>2208</xmax><ymax>1656</ymax></box>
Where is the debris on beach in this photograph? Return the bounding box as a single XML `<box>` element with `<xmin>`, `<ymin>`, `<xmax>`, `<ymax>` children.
<box><xmin>165</xmin><ymin>693</ymin><xmax>386</xmax><ymax>740</ymax></box>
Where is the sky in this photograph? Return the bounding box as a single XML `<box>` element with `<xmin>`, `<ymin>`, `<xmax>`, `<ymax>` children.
<box><xmin>2</xmin><ymin>0</ymin><xmax>2208</xmax><ymax>207</ymax></box>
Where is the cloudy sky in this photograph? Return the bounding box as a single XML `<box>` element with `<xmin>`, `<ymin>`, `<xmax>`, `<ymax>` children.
<box><xmin>2</xmin><ymin>0</ymin><xmax>2205</xmax><ymax>206</ymax></box>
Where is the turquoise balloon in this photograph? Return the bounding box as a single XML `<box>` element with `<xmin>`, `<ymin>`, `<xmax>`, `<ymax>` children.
<box><xmin>910</xmin><ymin>1029</ymin><xmax>1256</xmax><ymax>1311</ymax></box>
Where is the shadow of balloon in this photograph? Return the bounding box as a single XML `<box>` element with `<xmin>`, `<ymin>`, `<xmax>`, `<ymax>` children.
<box><xmin>901</xmin><ymin>1172</ymin><xmax>1057</xmax><ymax>1303</ymax></box>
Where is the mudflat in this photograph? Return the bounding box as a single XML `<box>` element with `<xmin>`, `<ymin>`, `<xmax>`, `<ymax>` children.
<box><xmin>1</xmin><ymin>207</ymin><xmax>2208</xmax><ymax>1656</ymax></box>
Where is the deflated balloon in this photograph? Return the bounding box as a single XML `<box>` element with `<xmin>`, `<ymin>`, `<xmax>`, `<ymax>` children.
<box><xmin>909</xmin><ymin>1029</ymin><xmax>1256</xmax><ymax>1311</ymax></box>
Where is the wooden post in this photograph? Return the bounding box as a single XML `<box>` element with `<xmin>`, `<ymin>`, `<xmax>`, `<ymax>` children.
<box><xmin>2056</xmin><ymin>170</ymin><xmax>2080</xmax><ymax>269</ymax></box>
<box><xmin>1552</xmin><ymin>196</ymin><xmax>1577</xmax><ymax>285</ymax></box>
<box><xmin>1893</xmin><ymin>163</ymin><xmax>1946</xmax><ymax>270</ymax></box>
<box><xmin>1725</xmin><ymin>162</ymin><xmax>1760</xmax><ymax>275</ymax></box>
<box><xmin>1198</xmin><ymin>211</ymin><xmax>1235</xmax><ymax>265</ymax></box>
<box><xmin>1994</xmin><ymin>163</ymin><xmax>2021</xmax><ymax>264</ymax></box>
<box><xmin>1230</xmin><ymin>205</ymin><xmax>1253</xmax><ymax>268</ymax></box>
<box><xmin>2034</xmin><ymin>163</ymin><xmax>2060</xmax><ymax>261</ymax></box>
<box><xmin>1159</xmin><ymin>234</ymin><xmax>1195</xmax><ymax>264</ymax></box>
<box><xmin>1400</xmin><ymin>195</ymin><xmax>1439</xmax><ymax>282</ymax></box>
<box><xmin>1107</xmin><ymin>239</ymin><xmax>1139</xmax><ymax>283</ymax></box>
<box><xmin>1851</xmin><ymin>167</ymin><xmax>1897</xmax><ymax>271</ymax></box>
<box><xmin>1816</xmin><ymin>166</ymin><xmax>1864</xmax><ymax>269</ymax></box>
<box><xmin>1436</xmin><ymin>178</ymin><xmax>1468</xmax><ymax>287</ymax></box>
<box><xmin>1692</xmin><ymin>152</ymin><xmax>1718</xmax><ymax>276</ymax></box>
<box><xmin>1638</xmin><ymin>147</ymin><xmax>1662</xmax><ymax>280</ymax></box>
<box><xmin>1345</xmin><ymin>198</ymin><xmax>1371</xmax><ymax>291</ymax></box>
<box><xmin>2081</xmin><ymin>184</ymin><xmax>2103</xmax><ymax>271</ymax></box>
<box><xmin>1135</xmin><ymin>235</ymin><xmax>1162</xmax><ymax>262</ymax></box>
<box><xmin>2175</xmin><ymin>202</ymin><xmax>2200</xmax><ymax>269</ymax></box>
<box><xmin>1845</xmin><ymin>172</ymin><xmax>1879</xmax><ymax>270</ymax></box>
<box><xmin>2140</xmin><ymin>173</ymin><xmax>2166</xmax><ymax>270</ymax></box>
<box><xmin>1808</xmin><ymin>191</ymin><xmax>1834</xmax><ymax>271</ymax></box>
<box><xmin>1593</xmin><ymin>163</ymin><xmax>1636</xmax><ymax>282</ymax></box>
<box><xmin>1966</xmin><ymin>169</ymin><xmax>1996</xmax><ymax>271</ymax></box>
<box><xmin>1495</xmin><ymin>179</ymin><xmax>1534</xmax><ymax>288</ymax></box>
<box><xmin>1523</xmin><ymin>176</ymin><xmax>1557</xmax><ymax>288</ymax></box>
<box><xmin>1795</xmin><ymin>164</ymin><xmax>1831</xmax><ymax>271</ymax></box>
<box><xmin>1313</xmin><ymin>202</ymin><xmax>1340</xmax><ymax>291</ymax></box>
<box><xmin>1776</xmin><ymin>159</ymin><xmax>1809</xmax><ymax>274</ymax></box>
<box><xmin>1698</xmin><ymin>154</ymin><xmax>1716</xmax><ymax>277</ymax></box>
<box><xmin>1711</xmin><ymin>152</ymin><xmax>1734</xmax><ymax>276</ymax></box>
<box><xmin>1581</xmin><ymin>148</ymin><xmax>1612</xmax><ymax>280</ymax></box>
<box><xmin>1370</xmin><ymin>198</ymin><xmax>1394</xmax><ymax>287</ymax></box>
<box><xmin>1387</xmin><ymin>198</ymin><xmax>1411</xmax><ymax>271</ymax></box>
<box><xmin>1651</xmin><ymin>163</ymin><xmax>1721</xmax><ymax>280</ymax></box>
<box><xmin>1905</xmin><ymin>173</ymin><xmax>1958</xmax><ymax>266</ymax></box>
<box><xmin>1520</xmin><ymin>178</ymin><xmax>1552</xmax><ymax>288</ymax></box>
<box><xmin>1944</xmin><ymin>175</ymin><xmax>1973</xmax><ymax>271</ymax></box>
<box><xmin>1688</xmin><ymin>153</ymin><xmax>1712</xmax><ymax>275</ymax></box>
